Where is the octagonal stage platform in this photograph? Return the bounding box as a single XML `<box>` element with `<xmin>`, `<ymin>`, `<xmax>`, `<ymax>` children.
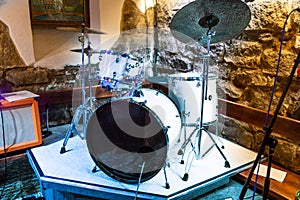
<box><xmin>27</xmin><ymin>131</ymin><xmax>257</xmax><ymax>200</ymax></box>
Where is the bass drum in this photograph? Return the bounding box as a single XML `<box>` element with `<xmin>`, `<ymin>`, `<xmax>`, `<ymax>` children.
<box><xmin>86</xmin><ymin>98</ymin><xmax>169</xmax><ymax>184</ymax></box>
<box><xmin>131</xmin><ymin>88</ymin><xmax>182</xmax><ymax>151</ymax></box>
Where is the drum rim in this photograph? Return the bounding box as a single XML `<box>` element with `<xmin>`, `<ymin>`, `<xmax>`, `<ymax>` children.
<box><xmin>168</xmin><ymin>72</ymin><xmax>217</xmax><ymax>80</ymax></box>
<box><xmin>134</xmin><ymin>88</ymin><xmax>182</xmax><ymax>116</ymax></box>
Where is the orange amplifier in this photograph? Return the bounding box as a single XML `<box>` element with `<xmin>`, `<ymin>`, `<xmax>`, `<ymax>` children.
<box><xmin>0</xmin><ymin>98</ymin><xmax>42</xmax><ymax>154</ymax></box>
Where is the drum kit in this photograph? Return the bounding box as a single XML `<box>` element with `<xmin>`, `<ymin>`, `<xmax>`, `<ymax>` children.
<box><xmin>59</xmin><ymin>0</ymin><xmax>251</xmax><ymax>192</ymax></box>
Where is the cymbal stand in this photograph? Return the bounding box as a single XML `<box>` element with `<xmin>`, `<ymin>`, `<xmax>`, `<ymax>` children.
<box><xmin>60</xmin><ymin>24</ymin><xmax>95</xmax><ymax>154</ymax></box>
<box><xmin>177</xmin><ymin>99</ymin><xmax>188</xmax><ymax>163</ymax></box>
<box><xmin>180</xmin><ymin>29</ymin><xmax>230</xmax><ymax>181</ymax></box>
<box><xmin>85</xmin><ymin>37</ymin><xmax>98</xmax><ymax>110</ymax></box>
<box><xmin>196</xmin><ymin>30</ymin><xmax>230</xmax><ymax>165</ymax></box>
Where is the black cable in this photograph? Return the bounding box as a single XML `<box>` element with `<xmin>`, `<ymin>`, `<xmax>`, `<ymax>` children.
<box><xmin>0</xmin><ymin>103</ymin><xmax>7</xmax><ymax>199</ymax></box>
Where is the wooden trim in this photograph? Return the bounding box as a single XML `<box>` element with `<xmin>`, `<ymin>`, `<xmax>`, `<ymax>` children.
<box><xmin>218</xmin><ymin>98</ymin><xmax>300</xmax><ymax>141</ymax></box>
<box><xmin>37</xmin><ymin>86</ymin><xmax>115</xmax><ymax>109</ymax></box>
<box><xmin>36</xmin><ymin>86</ymin><xmax>300</xmax><ymax>141</ymax></box>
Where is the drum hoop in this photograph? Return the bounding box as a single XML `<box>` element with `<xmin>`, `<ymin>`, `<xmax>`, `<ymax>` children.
<box><xmin>138</xmin><ymin>88</ymin><xmax>182</xmax><ymax>115</ymax></box>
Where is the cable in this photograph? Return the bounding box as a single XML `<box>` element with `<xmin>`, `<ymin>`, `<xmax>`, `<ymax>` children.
<box><xmin>251</xmin><ymin>8</ymin><xmax>300</xmax><ymax>200</ymax></box>
<box><xmin>0</xmin><ymin>102</ymin><xmax>7</xmax><ymax>199</ymax></box>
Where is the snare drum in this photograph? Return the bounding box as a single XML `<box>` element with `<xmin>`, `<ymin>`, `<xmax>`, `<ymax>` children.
<box><xmin>168</xmin><ymin>72</ymin><xmax>218</xmax><ymax>125</ymax></box>
<box><xmin>86</xmin><ymin>88</ymin><xmax>181</xmax><ymax>184</ymax></box>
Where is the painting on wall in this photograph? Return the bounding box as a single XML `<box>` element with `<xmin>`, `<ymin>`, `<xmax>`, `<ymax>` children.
<box><xmin>29</xmin><ymin>0</ymin><xmax>90</xmax><ymax>27</ymax></box>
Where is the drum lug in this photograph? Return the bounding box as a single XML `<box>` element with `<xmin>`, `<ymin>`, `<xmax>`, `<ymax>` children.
<box><xmin>137</xmin><ymin>101</ymin><xmax>146</xmax><ymax>107</ymax></box>
<box><xmin>164</xmin><ymin>126</ymin><xmax>170</xmax><ymax>133</ymax></box>
<box><xmin>183</xmin><ymin>111</ymin><xmax>190</xmax><ymax>118</ymax></box>
<box><xmin>133</xmin><ymin>89</ymin><xmax>144</xmax><ymax>97</ymax></box>
<box><xmin>196</xmin><ymin>81</ymin><xmax>201</xmax><ymax>87</ymax></box>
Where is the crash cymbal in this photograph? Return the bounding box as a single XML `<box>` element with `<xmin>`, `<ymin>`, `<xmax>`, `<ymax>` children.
<box><xmin>57</xmin><ymin>26</ymin><xmax>106</xmax><ymax>34</ymax></box>
<box><xmin>170</xmin><ymin>0</ymin><xmax>251</xmax><ymax>46</ymax></box>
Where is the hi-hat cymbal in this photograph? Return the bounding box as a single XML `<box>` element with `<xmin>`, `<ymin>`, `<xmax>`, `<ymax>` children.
<box><xmin>170</xmin><ymin>0</ymin><xmax>251</xmax><ymax>46</ymax></box>
<box><xmin>57</xmin><ymin>26</ymin><xmax>106</xmax><ymax>34</ymax></box>
<box><xmin>70</xmin><ymin>47</ymin><xmax>100</xmax><ymax>55</ymax></box>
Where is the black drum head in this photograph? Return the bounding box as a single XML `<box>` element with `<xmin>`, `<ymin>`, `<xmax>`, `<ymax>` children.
<box><xmin>86</xmin><ymin>99</ymin><xmax>168</xmax><ymax>184</ymax></box>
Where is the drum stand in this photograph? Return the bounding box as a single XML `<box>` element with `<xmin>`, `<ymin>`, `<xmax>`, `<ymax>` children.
<box><xmin>60</xmin><ymin>27</ymin><xmax>96</xmax><ymax>154</ymax></box>
<box><xmin>179</xmin><ymin>31</ymin><xmax>230</xmax><ymax>181</ymax></box>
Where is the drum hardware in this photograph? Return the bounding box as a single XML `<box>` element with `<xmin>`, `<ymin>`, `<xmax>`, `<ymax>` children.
<box><xmin>169</xmin><ymin>0</ymin><xmax>252</xmax><ymax>179</ymax></box>
<box><xmin>182</xmin><ymin>143</ymin><xmax>197</xmax><ymax>181</ymax></box>
<box><xmin>60</xmin><ymin>23</ymin><xmax>99</xmax><ymax>154</ymax></box>
<box><xmin>41</xmin><ymin>103</ymin><xmax>52</xmax><ymax>139</ymax></box>
<box><xmin>178</xmin><ymin>126</ymin><xmax>198</xmax><ymax>156</ymax></box>
<box><xmin>135</xmin><ymin>161</ymin><xmax>146</xmax><ymax>200</ymax></box>
<box><xmin>163</xmin><ymin>165</ymin><xmax>171</xmax><ymax>189</ymax></box>
<box><xmin>168</xmin><ymin>70</ymin><xmax>225</xmax><ymax>167</ymax></box>
<box><xmin>178</xmin><ymin>54</ymin><xmax>230</xmax><ymax>182</ymax></box>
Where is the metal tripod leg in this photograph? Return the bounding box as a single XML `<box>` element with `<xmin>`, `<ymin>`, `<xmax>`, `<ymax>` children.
<box><xmin>200</xmin><ymin>103</ymin><xmax>225</xmax><ymax>158</ymax></box>
<box><xmin>201</xmin><ymin>127</ymin><xmax>230</xmax><ymax>168</ymax></box>
<box><xmin>60</xmin><ymin>105</ymin><xmax>83</xmax><ymax>154</ymax></box>
<box><xmin>177</xmin><ymin>99</ymin><xmax>188</xmax><ymax>144</ymax></box>
<box><xmin>163</xmin><ymin>163</ymin><xmax>170</xmax><ymax>189</ymax></box>
<box><xmin>134</xmin><ymin>162</ymin><xmax>145</xmax><ymax>200</ymax></box>
<box><xmin>214</xmin><ymin>99</ymin><xmax>225</xmax><ymax>149</ymax></box>
<box><xmin>177</xmin><ymin>126</ymin><xmax>199</xmax><ymax>163</ymax></box>
<box><xmin>182</xmin><ymin>141</ymin><xmax>196</xmax><ymax>181</ymax></box>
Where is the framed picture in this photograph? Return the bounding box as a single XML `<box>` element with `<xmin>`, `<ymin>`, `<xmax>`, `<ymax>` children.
<box><xmin>29</xmin><ymin>0</ymin><xmax>90</xmax><ymax>27</ymax></box>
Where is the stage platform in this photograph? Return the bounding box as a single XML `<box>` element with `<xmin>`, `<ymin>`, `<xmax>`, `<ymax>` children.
<box><xmin>27</xmin><ymin>129</ymin><xmax>257</xmax><ymax>200</ymax></box>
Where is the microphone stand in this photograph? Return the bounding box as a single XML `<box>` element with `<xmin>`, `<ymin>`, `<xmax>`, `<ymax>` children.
<box><xmin>239</xmin><ymin>50</ymin><xmax>300</xmax><ymax>200</ymax></box>
<box><xmin>153</xmin><ymin>0</ymin><xmax>159</xmax><ymax>77</ymax></box>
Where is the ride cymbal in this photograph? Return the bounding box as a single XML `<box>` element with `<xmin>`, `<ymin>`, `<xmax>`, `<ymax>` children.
<box><xmin>170</xmin><ymin>0</ymin><xmax>251</xmax><ymax>46</ymax></box>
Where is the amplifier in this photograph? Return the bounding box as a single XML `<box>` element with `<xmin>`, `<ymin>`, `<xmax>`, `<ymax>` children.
<box><xmin>0</xmin><ymin>98</ymin><xmax>42</xmax><ymax>154</ymax></box>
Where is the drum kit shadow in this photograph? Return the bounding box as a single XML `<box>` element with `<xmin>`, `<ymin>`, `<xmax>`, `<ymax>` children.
<box><xmin>59</xmin><ymin>0</ymin><xmax>251</xmax><ymax>193</ymax></box>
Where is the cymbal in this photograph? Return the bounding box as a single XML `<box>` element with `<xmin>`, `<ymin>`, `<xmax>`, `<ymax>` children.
<box><xmin>170</xmin><ymin>0</ymin><xmax>251</xmax><ymax>46</ymax></box>
<box><xmin>70</xmin><ymin>47</ymin><xmax>100</xmax><ymax>55</ymax></box>
<box><xmin>56</xmin><ymin>26</ymin><xmax>106</xmax><ymax>34</ymax></box>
